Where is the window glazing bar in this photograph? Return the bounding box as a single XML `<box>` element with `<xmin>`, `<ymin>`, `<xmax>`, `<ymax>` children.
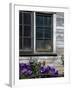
<box><xmin>53</xmin><ymin>14</ymin><xmax>56</xmax><ymax>53</ymax></box>
<box><xmin>34</xmin><ymin>12</ymin><xmax>36</xmax><ymax>53</ymax></box>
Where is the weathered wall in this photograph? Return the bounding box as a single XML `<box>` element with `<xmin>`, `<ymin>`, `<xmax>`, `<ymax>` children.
<box><xmin>56</xmin><ymin>12</ymin><xmax>64</xmax><ymax>55</ymax></box>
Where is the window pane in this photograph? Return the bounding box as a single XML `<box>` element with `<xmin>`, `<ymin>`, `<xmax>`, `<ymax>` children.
<box><xmin>19</xmin><ymin>11</ymin><xmax>22</xmax><ymax>24</ymax></box>
<box><xmin>19</xmin><ymin>25</ymin><xmax>22</xmax><ymax>37</ymax></box>
<box><xmin>23</xmin><ymin>13</ymin><xmax>31</xmax><ymax>25</ymax></box>
<box><xmin>36</xmin><ymin>39</ymin><xmax>52</xmax><ymax>51</ymax></box>
<box><xmin>19</xmin><ymin>37</ymin><xmax>22</xmax><ymax>49</ymax></box>
<box><xmin>44</xmin><ymin>40</ymin><xmax>53</xmax><ymax>51</ymax></box>
<box><xmin>19</xmin><ymin>11</ymin><xmax>33</xmax><ymax>52</ymax></box>
<box><xmin>23</xmin><ymin>38</ymin><xmax>31</xmax><ymax>49</ymax></box>
<box><xmin>36</xmin><ymin>15</ymin><xmax>43</xmax><ymax>26</ymax></box>
<box><xmin>36</xmin><ymin>40</ymin><xmax>45</xmax><ymax>51</ymax></box>
<box><xmin>24</xmin><ymin>26</ymin><xmax>31</xmax><ymax>37</ymax></box>
<box><xmin>36</xmin><ymin>27</ymin><xmax>44</xmax><ymax>39</ymax></box>
<box><xmin>44</xmin><ymin>16</ymin><xmax>52</xmax><ymax>26</ymax></box>
<box><xmin>36</xmin><ymin>13</ymin><xmax>53</xmax><ymax>52</ymax></box>
<box><xmin>44</xmin><ymin>29</ymin><xmax>52</xmax><ymax>39</ymax></box>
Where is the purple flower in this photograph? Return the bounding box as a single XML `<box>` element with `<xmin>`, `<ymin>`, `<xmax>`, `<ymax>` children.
<box><xmin>49</xmin><ymin>67</ymin><xmax>58</xmax><ymax>76</ymax></box>
<box><xmin>40</xmin><ymin>65</ymin><xmax>59</xmax><ymax>76</ymax></box>
<box><xmin>19</xmin><ymin>63</ymin><xmax>32</xmax><ymax>76</ymax></box>
<box><xmin>26</xmin><ymin>64</ymin><xmax>31</xmax><ymax>70</ymax></box>
<box><xmin>19</xmin><ymin>63</ymin><xmax>25</xmax><ymax>70</ymax></box>
<box><xmin>19</xmin><ymin>63</ymin><xmax>59</xmax><ymax>78</ymax></box>
<box><xmin>20</xmin><ymin>68</ymin><xmax>32</xmax><ymax>75</ymax></box>
<box><xmin>40</xmin><ymin>66</ymin><xmax>45</xmax><ymax>73</ymax></box>
<box><xmin>19</xmin><ymin>63</ymin><xmax>31</xmax><ymax>71</ymax></box>
<box><xmin>54</xmin><ymin>70</ymin><xmax>58</xmax><ymax>76</ymax></box>
<box><xmin>40</xmin><ymin>66</ymin><xmax>49</xmax><ymax>74</ymax></box>
<box><xmin>45</xmin><ymin>66</ymin><xmax>51</xmax><ymax>72</ymax></box>
<box><xmin>21</xmin><ymin>68</ymin><xmax>27</xmax><ymax>74</ymax></box>
<box><xmin>27</xmin><ymin>70</ymin><xmax>32</xmax><ymax>75</ymax></box>
<box><xmin>50</xmin><ymin>67</ymin><xmax>55</xmax><ymax>73</ymax></box>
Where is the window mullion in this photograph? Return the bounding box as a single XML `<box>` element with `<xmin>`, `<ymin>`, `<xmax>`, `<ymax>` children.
<box><xmin>34</xmin><ymin>12</ymin><xmax>36</xmax><ymax>53</ymax></box>
<box><xmin>43</xmin><ymin>16</ymin><xmax>45</xmax><ymax>40</ymax></box>
<box><xmin>53</xmin><ymin>14</ymin><xmax>56</xmax><ymax>53</ymax></box>
<box><xmin>22</xmin><ymin>12</ymin><xmax>24</xmax><ymax>50</ymax></box>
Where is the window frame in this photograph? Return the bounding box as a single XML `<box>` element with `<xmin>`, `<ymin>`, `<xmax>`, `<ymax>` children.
<box><xmin>35</xmin><ymin>12</ymin><xmax>56</xmax><ymax>53</ymax></box>
<box><xmin>19</xmin><ymin>11</ymin><xmax>56</xmax><ymax>54</ymax></box>
<box><xmin>19</xmin><ymin>11</ymin><xmax>34</xmax><ymax>52</ymax></box>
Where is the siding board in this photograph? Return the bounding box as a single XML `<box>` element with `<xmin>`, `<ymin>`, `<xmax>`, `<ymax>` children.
<box><xmin>56</xmin><ymin>12</ymin><xmax>64</xmax><ymax>55</ymax></box>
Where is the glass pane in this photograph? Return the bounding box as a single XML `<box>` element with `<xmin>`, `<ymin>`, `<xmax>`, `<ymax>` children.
<box><xmin>19</xmin><ymin>25</ymin><xmax>22</xmax><ymax>37</ymax></box>
<box><xmin>19</xmin><ymin>37</ymin><xmax>22</xmax><ymax>49</ymax></box>
<box><xmin>36</xmin><ymin>40</ymin><xmax>45</xmax><ymax>51</ymax></box>
<box><xmin>19</xmin><ymin>11</ymin><xmax>22</xmax><ymax>24</ymax></box>
<box><xmin>36</xmin><ymin>13</ymin><xmax>53</xmax><ymax>52</ymax></box>
<box><xmin>36</xmin><ymin>27</ymin><xmax>52</xmax><ymax>39</ymax></box>
<box><xmin>44</xmin><ymin>29</ymin><xmax>52</xmax><ymax>39</ymax></box>
<box><xmin>36</xmin><ymin>39</ymin><xmax>52</xmax><ymax>52</ymax></box>
<box><xmin>19</xmin><ymin>11</ymin><xmax>33</xmax><ymax>52</ymax></box>
<box><xmin>23</xmin><ymin>13</ymin><xmax>31</xmax><ymax>25</ymax></box>
<box><xmin>36</xmin><ymin>27</ymin><xmax>44</xmax><ymax>39</ymax></box>
<box><xmin>44</xmin><ymin>16</ymin><xmax>52</xmax><ymax>26</ymax></box>
<box><xmin>23</xmin><ymin>38</ymin><xmax>31</xmax><ymax>49</ymax></box>
<box><xmin>44</xmin><ymin>40</ymin><xmax>52</xmax><ymax>51</ymax></box>
<box><xmin>36</xmin><ymin>15</ymin><xmax>43</xmax><ymax>26</ymax></box>
<box><xmin>24</xmin><ymin>26</ymin><xmax>31</xmax><ymax>37</ymax></box>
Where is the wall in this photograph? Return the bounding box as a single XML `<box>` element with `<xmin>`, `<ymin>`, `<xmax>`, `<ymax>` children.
<box><xmin>56</xmin><ymin>12</ymin><xmax>64</xmax><ymax>55</ymax></box>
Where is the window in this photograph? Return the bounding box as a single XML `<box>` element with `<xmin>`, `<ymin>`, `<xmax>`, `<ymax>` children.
<box><xmin>19</xmin><ymin>11</ymin><xmax>33</xmax><ymax>51</ymax></box>
<box><xmin>36</xmin><ymin>13</ymin><xmax>53</xmax><ymax>52</ymax></box>
<box><xmin>19</xmin><ymin>11</ymin><xmax>55</xmax><ymax>55</ymax></box>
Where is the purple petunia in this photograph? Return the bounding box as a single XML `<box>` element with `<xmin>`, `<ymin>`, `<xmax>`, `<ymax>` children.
<box><xmin>19</xmin><ymin>63</ymin><xmax>32</xmax><ymax>76</ymax></box>
<box><xmin>54</xmin><ymin>70</ymin><xmax>58</xmax><ymax>76</ymax></box>
<box><xmin>27</xmin><ymin>70</ymin><xmax>32</xmax><ymax>75</ymax></box>
<box><xmin>19</xmin><ymin>63</ymin><xmax>59</xmax><ymax>77</ymax></box>
<box><xmin>49</xmin><ymin>67</ymin><xmax>55</xmax><ymax>74</ymax></box>
<box><xmin>19</xmin><ymin>63</ymin><xmax>31</xmax><ymax>70</ymax></box>
<box><xmin>49</xmin><ymin>67</ymin><xmax>58</xmax><ymax>76</ymax></box>
<box><xmin>40</xmin><ymin>66</ymin><xmax>46</xmax><ymax>73</ymax></box>
<box><xmin>40</xmin><ymin>66</ymin><xmax>50</xmax><ymax>74</ymax></box>
<box><xmin>40</xmin><ymin>65</ymin><xmax>58</xmax><ymax>76</ymax></box>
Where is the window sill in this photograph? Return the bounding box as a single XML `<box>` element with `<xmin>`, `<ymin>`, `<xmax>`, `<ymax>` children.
<box><xmin>19</xmin><ymin>51</ymin><xmax>57</xmax><ymax>57</ymax></box>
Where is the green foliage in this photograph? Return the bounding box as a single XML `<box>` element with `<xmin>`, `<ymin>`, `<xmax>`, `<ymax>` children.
<box><xmin>29</xmin><ymin>60</ymin><xmax>41</xmax><ymax>78</ymax></box>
